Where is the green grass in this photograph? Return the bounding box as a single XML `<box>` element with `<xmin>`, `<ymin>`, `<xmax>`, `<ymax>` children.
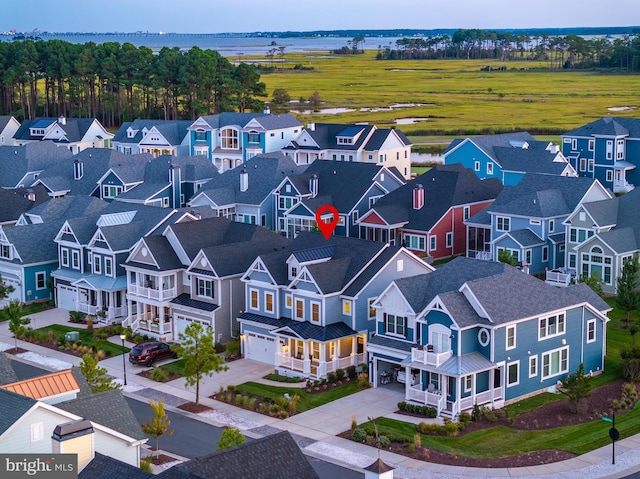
<box><xmin>161</xmin><ymin>358</ymin><xmax>185</xmax><ymax>376</ymax></box>
<box><xmin>34</xmin><ymin>324</ymin><xmax>129</xmax><ymax>356</ymax></box>
<box><xmin>0</xmin><ymin>302</ymin><xmax>47</xmax><ymax>321</ymax></box>
<box><xmin>362</xmin><ymin>402</ymin><xmax>640</xmax><ymax>459</ymax></box>
<box><xmin>411</xmin><ymin>165</ymin><xmax>432</xmax><ymax>176</ymax></box>
<box><xmin>235</xmin><ymin>381</ymin><xmax>361</xmax><ymax>413</ymax></box>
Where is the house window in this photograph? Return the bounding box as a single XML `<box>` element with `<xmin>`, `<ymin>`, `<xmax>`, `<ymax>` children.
<box><xmin>93</xmin><ymin>255</ymin><xmax>101</xmax><ymax>274</ymax></box>
<box><xmin>542</xmin><ymin>347</ymin><xmax>569</xmax><ymax>379</ymax></box>
<box><xmin>264</xmin><ymin>291</ymin><xmax>274</xmax><ymax>313</ymax></box>
<box><xmin>0</xmin><ymin>244</ymin><xmax>10</xmax><ymax>259</ymax></box>
<box><xmin>102</xmin><ymin>185</ymin><xmax>122</xmax><ymax>199</ymax></box>
<box><xmin>396</xmin><ymin>259</ymin><xmax>404</xmax><ymax>272</ymax></box>
<box><xmin>30</xmin><ymin>422</ymin><xmax>44</xmax><ymax>442</ymax></box>
<box><xmin>285</xmin><ymin>293</ymin><xmax>292</xmax><ymax>309</ymax></box>
<box><xmin>569</xmin><ymin>253</ymin><xmax>576</xmax><ymax>269</ymax></box>
<box><xmin>446</xmin><ymin>232</ymin><xmax>453</xmax><ymax>248</ymax></box>
<box><xmin>365</xmin><ymin>299</ymin><xmax>377</xmax><ymax>321</ymax></box>
<box><xmin>342</xmin><ymin>300</ymin><xmax>351</xmax><ymax>315</ymax></box>
<box><xmin>295</xmin><ymin>299</ymin><xmax>304</xmax><ymax>320</ymax></box>
<box><xmin>404</xmin><ymin>234</ymin><xmax>426</xmax><ymax>251</ymax></box>
<box><xmin>430</xmin><ymin>236</ymin><xmax>436</xmax><ymax>251</ymax></box>
<box><xmin>486</xmin><ymin>163</ymin><xmax>493</xmax><ymax>175</ymax></box>
<box><xmin>104</xmin><ymin>257</ymin><xmax>113</xmax><ymax>276</ymax></box>
<box><xmin>384</xmin><ymin>313</ymin><xmax>406</xmax><ymax>337</ymax></box>
<box><xmin>507</xmin><ymin>361</ymin><xmax>519</xmax><ymax>387</ymax></box>
<box><xmin>579</xmin><ymin>158</ymin><xmax>586</xmax><ymax>172</ymax></box>
<box><xmin>529</xmin><ymin>355</ymin><xmax>538</xmax><ymax>378</ymax></box>
<box><xmin>250</xmin><ymin>289</ymin><xmax>259</xmax><ymax>310</ymax></box>
<box><xmin>464</xmin><ymin>206</ymin><xmax>470</xmax><ymax>220</ymax></box>
<box><xmin>477</xmin><ymin>328</ymin><xmax>490</xmax><ymax>347</ymax></box>
<box><xmin>506</xmin><ymin>325</ymin><xmax>516</xmax><ymax>350</ymax></box>
<box><xmin>606</xmin><ymin>170</ymin><xmax>613</xmax><ymax>183</ymax></box>
<box><xmin>496</xmin><ymin>217</ymin><xmax>510</xmax><ymax>232</ymax></box>
<box><xmin>195</xmin><ymin>130</ymin><xmax>207</xmax><ymax>141</ymax></box>
<box><xmin>582</xmin><ymin>246</ymin><xmax>613</xmax><ymax>285</ymax></box>
<box><xmin>539</xmin><ymin>313</ymin><xmax>566</xmax><ymax>339</ymax></box>
<box><xmin>525</xmin><ymin>249</ymin><xmax>531</xmax><ymax>265</ymax></box>
<box><xmin>279</xmin><ymin>197</ymin><xmax>296</xmax><ymax>210</ymax></box>
<box><xmin>588</xmin><ymin>159</ymin><xmax>594</xmax><ymax>173</ymax></box>
<box><xmin>61</xmin><ymin>248</ymin><xmax>69</xmax><ymax>267</ymax></box>
<box><xmin>571</xmin><ymin>139</ymin><xmax>577</xmax><ymax>150</ymax></box>
<box><xmin>588</xmin><ymin>139</ymin><xmax>594</xmax><ymax>151</ymax></box>
<box><xmin>369</xmin><ymin>196</ymin><xmax>382</xmax><ymax>208</ymax></box>
<box><xmin>617</xmin><ymin>139</ymin><xmax>625</xmax><ymax>160</ymax></box>
<box><xmin>198</xmin><ymin>279</ymin><xmax>213</xmax><ymax>298</ymax></box>
<box><xmin>221</xmin><ymin>128</ymin><xmax>239</xmax><ymax>149</ymax></box>
<box><xmin>474</xmin><ymin>161</ymin><xmax>480</xmax><ymax>172</ymax></box>
<box><xmin>542</xmin><ymin>246</ymin><xmax>549</xmax><ymax>262</ymax></box>
<box><xmin>463</xmin><ymin>375</ymin><xmax>472</xmax><ymax>393</ymax></box>
<box><xmin>247</xmin><ymin>132</ymin><xmax>260</xmax><ymax>143</ymax></box>
<box><xmin>587</xmin><ymin>319</ymin><xmax>596</xmax><ymax>343</ymax></box>
<box><xmin>36</xmin><ymin>272</ymin><xmax>46</xmax><ymax>290</ymax></box>
<box><xmin>606</xmin><ymin>140</ymin><xmax>613</xmax><ymax>160</ymax></box>
<box><xmin>311</xmin><ymin>301</ymin><xmax>320</xmax><ymax>323</ymax></box>
<box><xmin>549</xmin><ymin>220</ymin><xmax>555</xmax><ymax>233</ymax></box>
<box><xmin>72</xmin><ymin>250</ymin><xmax>80</xmax><ymax>270</ymax></box>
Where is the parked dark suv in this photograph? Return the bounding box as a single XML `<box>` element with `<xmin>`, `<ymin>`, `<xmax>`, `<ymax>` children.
<box><xmin>129</xmin><ymin>341</ymin><xmax>177</xmax><ymax>366</ymax></box>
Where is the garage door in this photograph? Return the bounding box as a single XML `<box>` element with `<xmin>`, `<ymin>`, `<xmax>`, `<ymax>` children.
<box><xmin>57</xmin><ymin>285</ymin><xmax>77</xmax><ymax>311</ymax></box>
<box><xmin>246</xmin><ymin>332</ymin><xmax>276</xmax><ymax>364</ymax></box>
<box><xmin>175</xmin><ymin>316</ymin><xmax>210</xmax><ymax>341</ymax></box>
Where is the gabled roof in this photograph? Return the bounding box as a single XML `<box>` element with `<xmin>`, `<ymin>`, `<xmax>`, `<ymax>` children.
<box><xmin>499</xmin><ymin>228</ymin><xmax>545</xmax><ymax>248</ymax></box>
<box><xmin>492</xmin><ymin>146</ymin><xmax>570</xmax><ymax>176</ymax></box>
<box><xmin>2</xmin><ymin>221</ymin><xmax>63</xmax><ymax>264</ymax></box>
<box><xmin>1</xmin><ymin>370</ymin><xmax>79</xmax><ymax>400</ymax></box>
<box><xmin>168</xmin><ymin>430</ymin><xmax>319</xmax><ymax>479</ymax></box>
<box><xmin>297</xmin><ymin>122</ymin><xmax>374</xmax><ymax>150</ymax></box>
<box><xmin>0</xmin><ymin>388</ymin><xmax>37</xmax><ymax>436</ymax></box>
<box><xmin>56</xmin><ymin>389</ymin><xmax>146</xmax><ymax>441</ymax></box>
<box><xmin>484</xmin><ymin>173</ymin><xmax>603</xmax><ymax>218</ymax></box>
<box><xmin>195</xmin><ymin>112</ymin><xmax>301</xmax><ymax>130</ymax></box>
<box><xmin>0</xmin><ymin>184</ymin><xmax>50</xmax><ymax>223</ymax></box>
<box><xmin>170</xmin><ymin>293</ymin><xmax>219</xmax><ymax>312</ymax></box>
<box><xmin>368</xmin><ymin>164</ymin><xmax>502</xmax><ymax>230</ymax></box>
<box><xmin>0</xmin><ymin>141</ymin><xmax>74</xmax><ymax>188</ymax></box>
<box><xmin>0</xmin><ymin>353</ymin><xmax>18</xmax><ymax>385</ymax></box>
<box><xmin>581</xmin><ymin>196</ymin><xmax>619</xmax><ymax>227</ymax></box>
<box><xmin>79</xmin><ymin>453</ymin><xmax>152</xmax><ymax>479</ymax></box>
<box><xmin>443</xmin><ymin>131</ymin><xmax>537</xmax><ymax>161</ymax></box>
<box><xmin>0</xmin><ymin>115</ymin><xmax>18</xmax><ymax>133</ymax></box>
<box><xmin>134</xmin><ymin>235</ymin><xmax>184</xmax><ymax>271</ymax></box>
<box><xmin>14</xmin><ymin>117</ymin><xmax>103</xmax><ymax>143</ymax></box>
<box><xmin>563</xmin><ymin>117</ymin><xmax>640</xmax><ymax>138</ymax></box>
<box><xmin>23</xmin><ymin>195</ymin><xmax>108</xmax><ymax>224</ymax></box>
<box><xmin>112</xmin><ymin>119</ymin><xmax>192</xmax><ymax>145</ymax></box>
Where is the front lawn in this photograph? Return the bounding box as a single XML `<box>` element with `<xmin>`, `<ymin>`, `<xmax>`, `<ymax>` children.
<box><xmin>161</xmin><ymin>358</ymin><xmax>185</xmax><ymax>376</ymax></box>
<box><xmin>32</xmin><ymin>325</ymin><xmax>129</xmax><ymax>357</ymax></box>
<box><xmin>0</xmin><ymin>302</ymin><xmax>48</xmax><ymax>321</ymax></box>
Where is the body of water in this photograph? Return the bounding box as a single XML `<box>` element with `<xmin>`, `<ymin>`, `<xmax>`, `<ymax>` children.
<box><xmin>0</xmin><ymin>33</ymin><xmax>404</xmax><ymax>57</ymax></box>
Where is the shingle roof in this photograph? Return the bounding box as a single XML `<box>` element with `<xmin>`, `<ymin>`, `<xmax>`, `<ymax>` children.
<box><xmin>368</xmin><ymin>334</ymin><xmax>414</xmax><ymax>352</ymax></box>
<box><xmin>170</xmin><ymin>431</ymin><xmax>319</xmax><ymax>479</ymax></box>
<box><xmin>14</xmin><ymin>118</ymin><xmax>100</xmax><ymax>143</ymax></box>
<box><xmin>0</xmin><ymin>353</ymin><xmax>18</xmax><ymax>385</ymax></box>
<box><xmin>443</xmin><ymin>131</ymin><xmax>537</xmax><ymax>159</ymax></box>
<box><xmin>1</xmin><ymin>370</ymin><xmax>79</xmax><ymax>400</ymax></box>
<box><xmin>196</xmin><ymin>112</ymin><xmax>301</xmax><ymax>130</ymax></box>
<box><xmin>0</xmin><ymin>141</ymin><xmax>74</xmax><ymax>188</ymax></box>
<box><xmin>239</xmin><ymin>312</ymin><xmax>357</xmax><ymax>341</ymax></box>
<box><xmin>170</xmin><ymin>293</ymin><xmax>219</xmax><ymax>312</ymax></box>
<box><xmin>79</xmin><ymin>453</ymin><xmax>152</xmax><ymax>479</ymax></box>
<box><xmin>563</xmin><ymin>117</ymin><xmax>640</xmax><ymax>138</ymax></box>
<box><xmin>134</xmin><ymin>235</ymin><xmax>184</xmax><ymax>271</ymax></box>
<box><xmin>3</xmin><ymin>221</ymin><xmax>63</xmax><ymax>264</ymax></box>
<box><xmin>112</xmin><ymin>119</ymin><xmax>192</xmax><ymax>145</ymax></box>
<box><xmin>0</xmin><ymin>388</ymin><xmax>36</xmax><ymax>435</ymax></box>
<box><xmin>493</xmin><ymin>146</ymin><xmax>570</xmax><ymax>175</ymax></box>
<box><xmin>0</xmin><ymin>184</ymin><xmax>50</xmax><ymax>223</ymax></box>
<box><xmin>504</xmin><ymin>228</ymin><xmax>545</xmax><ymax>248</ymax></box>
<box><xmin>23</xmin><ymin>195</ymin><xmax>108</xmax><ymax>223</ymax></box>
<box><xmin>56</xmin><ymin>389</ymin><xmax>146</xmax><ymax>441</ymax></box>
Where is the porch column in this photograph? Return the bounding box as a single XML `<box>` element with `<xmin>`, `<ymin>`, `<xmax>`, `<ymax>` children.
<box><xmin>319</xmin><ymin>342</ymin><xmax>326</xmax><ymax>377</ymax></box>
<box><xmin>351</xmin><ymin>336</ymin><xmax>357</xmax><ymax>367</ymax></box>
<box><xmin>455</xmin><ymin>376</ymin><xmax>461</xmax><ymax>417</ymax></box>
<box><xmin>471</xmin><ymin>373</ymin><xmax>477</xmax><ymax>409</ymax></box>
<box><xmin>303</xmin><ymin>341</ymin><xmax>310</xmax><ymax>375</ymax></box>
<box><xmin>159</xmin><ymin>307</ymin><xmax>165</xmax><ymax>334</ymax></box>
<box><xmin>127</xmin><ymin>299</ymin><xmax>133</xmax><ymax>326</ymax></box>
<box><xmin>490</xmin><ymin>369</ymin><xmax>495</xmax><ymax>405</ymax></box>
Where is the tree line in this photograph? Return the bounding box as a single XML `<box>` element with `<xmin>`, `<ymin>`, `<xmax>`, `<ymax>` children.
<box><xmin>376</xmin><ymin>29</ymin><xmax>640</xmax><ymax>71</ymax></box>
<box><xmin>0</xmin><ymin>40</ymin><xmax>267</xmax><ymax>127</ymax></box>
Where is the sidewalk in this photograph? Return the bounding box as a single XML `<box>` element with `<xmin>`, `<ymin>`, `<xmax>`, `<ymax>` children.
<box><xmin>3</xmin><ymin>308</ymin><xmax>640</xmax><ymax>479</ymax></box>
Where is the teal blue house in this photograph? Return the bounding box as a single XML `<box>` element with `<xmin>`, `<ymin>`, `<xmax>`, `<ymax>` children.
<box><xmin>367</xmin><ymin>257</ymin><xmax>610</xmax><ymax>418</ymax></box>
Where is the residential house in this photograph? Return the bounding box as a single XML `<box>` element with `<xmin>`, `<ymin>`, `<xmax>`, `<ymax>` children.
<box><xmin>465</xmin><ymin>174</ymin><xmax>612</xmax><ymax>276</ymax></box>
<box><xmin>123</xmin><ymin>216</ymin><xmax>289</xmax><ymax>342</ymax></box>
<box><xmin>444</xmin><ymin>132</ymin><xmax>575</xmax><ymax>185</ymax></box>
<box><xmin>13</xmin><ymin>117</ymin><xmax>113</xmax><ymax>154</ymax></box>
<box><xmin>276</xmin><ymin>160</ymin><xmax>405</xmax><ymax>239</ymax></box>
<box><xmin>16</xmin><ymin>195</ymin><xmax>108</xmax><ymax>226</ymax></box>
<box><xmin>112</xmin><ymin>119</ymin><xmax>192</xmax><ymax>157</ymax></box>
<box><xmin>0</xmin><ymin>184</ymin><xmax>49</xmax><ymax>226</ymax></box>
<box><xmin>564</xmin><ymin>186</ymin><xmax>640</xmax><ymax>294</ymax></box>
<box><xmin>52</xmin><ymin>202</ymin><xmax>208</xmax><ymax>323</ymax></box>
<box><xmin>187</xmin><ymin>111</ymin><xmax>302</xmax><ymax>172</ymax></box>
<box><xmin>561</xmin><ymin>117</ymin><xmax>640</xmax><ymax>193</ymax></box>
<box><xmin>0</xmin><ymin>142</ymin><xmax>74</xmax><ymax>188</ymax></box>
<box><xmin>358</xmin><ymin>164</ymin><xmax>503</xmax><ymax>258</ymax></box>
<box><xmin>368</xmin><ymin>257</ymin><xmax>610</xmax><ymax>418</ymax></box>
<box><xmin>188</xmin><ymin>152</ymin><xmax>304</xmax><ymax>229</ymax></box>
<box><xmin>0</xmin><ymin>115</ymin><xmax>21</xmax><ymax>145</ymax></box>
<box><xmin>1</xmin><ymin>370</ymin><xmax>82</xmax><ymax>405</ymax></box>
<box><xmin>0</xmin><ymin>388</ymin><xmax>146</xmax><ymax>468</ymax></box>
<box><xmin>238</xmin><ymin>232</ymin><xmax>433</xmax><ymax>379</ymax></box>
<box><xmin>282</xmin><ymin>122</ymin><xmax>413</xmax><ymax>179</ymax></box>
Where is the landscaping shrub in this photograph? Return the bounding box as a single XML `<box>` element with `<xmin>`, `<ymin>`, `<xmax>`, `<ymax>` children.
<box><xmin>149</xmin><ymin>367</ymin><xmax>168</xmax><ymax>383</ymax></box>
<box><xmin>397</xmin><ymin>401</ymin><xmax>437</xmax><ymax>418</ymax></box>
<box><xmin>214</xmin><ymin>343</ymin><xmax>225</xmax><ymax>353</ymax></box>
<box><xmin>346</xmin><ymin>365</ymin><xmax>357</xmax><ymax>379</ymax></box>
<box><xmin>357</xmin><ymin>372</ymin><xmax>370</xmax><ymax>390</ymax></box>
<box><xmin>378</xmin><ymin>435</ymin><xmax>391</xmax><ymax>448</ymax></box>
<box><xmin>444</xmin><ymin>418</ymin><xmax>460</xmax><ymax>437</ymax></box>
<box><xmin>327</xmin><ymin>372</ymin><xmax>337</xmax><ymax>383</ymax></box>
<box><xmin>621</xmin><ymin>345</ymin><xmax>640</xmax><ymax>381</ymax></box>
<box><xmin>335</xmin><ymin>369</ymin><xmax>345</xmax><ymax>380</ymax></box>
<box><xmin>226</xmin><ymin>340</ymin><xmax>241</xmax><ymax>356</ymax></box>
<box><xmin>352</xmin><ymin>427</ymin><xmax>367</xmax><ymax>442</ymax></box>
<box><xmin>265</xmin><ymin>373</ymin><xmax>303</xmax><ymax>383</ymax></box>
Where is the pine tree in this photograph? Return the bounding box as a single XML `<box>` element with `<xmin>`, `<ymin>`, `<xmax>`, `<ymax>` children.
<box><xmin>78</xmin><ymin>354</ymin><xmax>119</xmax><ymax>393</ymax></box>
<box><xmin>560</xmin><ymin>363</ymin><xmax>592</xmax><ymax>414</ymax></box>
<box><xmin>616</xmin><ymin>255</ymin><xmax>640</xmax><ymax>326</ymax></box>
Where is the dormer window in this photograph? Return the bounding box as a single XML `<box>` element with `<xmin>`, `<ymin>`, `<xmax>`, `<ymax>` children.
<box><xmin>126</xmin><ymin>128</ymin><xmax>138</xmax><ymax>138</ymax></box>
<box><xmin>195</xmin><ymin>130</ymin><xmax>207</xmax><ymax>141</ymax></box>
<box><xmin>142</xmin><ymin>127</ymin><xmax>149</xmax><ymax>135</ymax></box>
<box><xmin>30</xmin><ymin>128</ymin><xmax>46</xmax><ymax>136</ymax></box>
<box><xmin>247</xmin><ymin>131</ymin><xmax>260</xmax><ymax>143</ymax></box>
<box><xmin>0</xmin><ymin>244</ymin><xmax>11</xmax><ymax>259</ymax></box>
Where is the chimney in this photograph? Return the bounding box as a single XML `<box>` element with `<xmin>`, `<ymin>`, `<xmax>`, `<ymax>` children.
<box><xmin>364</xmin><ymin>458</ymin><xmax>395</xmax><ymax>479</ymax></box>
<box><xmin>58</xmin><ymin>116</ymin><xmax>66</xmax><ymax>126</ymax></box>
<box><xmin>307</xmin><ymin>123</ymin><xmax>315</xmax><ymax>131</ymax></box>
<box><xmin>169</xmin><ymin>165</ymin><xmax>182</xmax><ymax>207</ymax></box>
<box><xmin>52</xmin><ymin>419</ymin><xmax>94</xmax><ymax>472</ymax></box>
<box><xmin>24</xmin><ymin>188</ymin><xmax>36</xmax><ymax>201</ymax></box>
<box><xmin>240</xmin><ymin>167</ymin><xmax>248</xmax><ymax>192</ymax></box>
<box><xmin>549</xmin><ymin>143</ymin><xmax>559</xmax><ymax>154</ymax></box>
<box><xmin>309</xmin><ymin>174</ymin><xmax>318</xmax><ymax>198</ymax></box>
<box><xmin>264</xmin><ymin>104</ymin><xmax>271</xmax><ymax>114</ymax></box>
<box><xmin>413</xmin><ymin>184</ymin><xmax>424</xmax><ymax>210</ymax></box>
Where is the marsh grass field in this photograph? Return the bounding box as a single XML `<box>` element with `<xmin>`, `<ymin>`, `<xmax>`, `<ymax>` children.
<box><xmin>255</xmin><ymin>51</ymin><xmax>639</xmax><ymax>136</ymax></box>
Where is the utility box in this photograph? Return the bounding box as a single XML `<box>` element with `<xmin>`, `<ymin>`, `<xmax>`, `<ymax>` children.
<box><xmin>65</xmin><ymin>331</ymin><xmax>80</xmax><ymax>342</ymax></box>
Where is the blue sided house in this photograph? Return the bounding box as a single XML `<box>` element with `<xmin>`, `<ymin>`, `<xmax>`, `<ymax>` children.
<box><xmin>238</xmin><ymin>232</ymin><xmax>433</xmax><ymax>379</ymax></box>
<box><xmin>187</xmin><ymin>111</ymin><xmax>302</xmax><ymax>172</ymax></box>
<box><xmin>561</xmin><ymin>117</ymin><xmax>640</xmax><ymax>194</ymax></box>
<box><xmin>367</xmin><ymin>257</ymin><xmax>610</xmax><ymax>418</ymax></box>
<box><xmin>465</xmin><ymin>173</ymin><xmax>612</xmax><ymax>277</ymax></box>
<box><xmin>444</xmin><ymin>132</ymin><xmax>575</xmax><ymax>186</ymax></box>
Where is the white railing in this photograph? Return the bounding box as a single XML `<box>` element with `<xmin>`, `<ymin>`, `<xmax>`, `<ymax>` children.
<box><xmin>613</xmin><ymin>180</ymin><xmax>635</xmax><ymax>194</ymax></box>
<box><xmin>278</xmin><ymin>354</ymin><xmax>307</xmax><ymax>373</ymax></box>
<box><xmin>545</xmin><ymin>270</ymin><xmax>572</xmax><ymax>287</ymax></box>
<box><xmin>475</xmin><ymin>251</ymin><xmax>492</xmax><ymax>261</ymax></box>
<box><xmin>411</xmin><ymin>347</ymin><xmax>453</xmax><ymax>367</ymax></box>
<box><xmin>128</xmin><ymin>284</ymin><xmax>176</xmax><ymax>301</ymax></box>
<box><xmin>77</xmin><ymin>303</ymin><xmax>97</xmax><ymax>315</ymax></box>
<box><xmin>458</xmin><ymin>387</ymin><xmax>503</xmax><ymax>413</ymax></box>
<box><xmin>407</xmin><ymin>385</ymin><xmax>445</xmax><ymax>412</ymax></box>
<box><xmin>277</xmin><ymin>353</ymin><xmax>363</xmax><ymax>378</ymax></box>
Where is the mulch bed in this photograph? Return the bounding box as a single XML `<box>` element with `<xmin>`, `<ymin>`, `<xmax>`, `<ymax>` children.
<box><xmin>177</xmin><ymin>402</ymin><xmax>213</xmax><ymax>414</ymax></box>
<box><xmin>4</xmin><ymin>347</ymin><xmax>29</xmax><ymax>355</ymax></box>
<box><xmin>303</xmin><ymin>377</ymin><xmax>355</xmax><ymax>394</ymax></box>
<box><xmin>146</xmin><ymin>453</ymin><xmax>179</xmax><ymax>466</ymax></box>
<box><xmin>343</xmin><ymin>379</ymin><xmax>637</xmax><ymax>468</ymax></box>
<box><xmin>136</xmin><ymin>369</ymin><xmax>181</xmax><ymax>382</ymax></box>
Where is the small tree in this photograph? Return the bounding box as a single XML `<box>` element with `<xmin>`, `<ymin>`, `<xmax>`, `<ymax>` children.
<box><xmin>173</xmin><ymin>322</ymin><xmax>227</xmax><ymax>404</ymax></box>
<box><xmin>141</xmin><ymin>398</ymin><xmax>174</xmax><ymax>458</ymax></box>
<box><xmin>0</xmin><ymin>273</ymin><xmax>15</xmax><ymax>300</ymax></box>
<box><xmin>616</xmin><ymin>255</ymin><xmax>640</xmax><ymax>326</ymax></box>
<box><xmin>497</xmin><ymin>249</ymin><xmax>516</xmax><ymax>266</ymax></box>
<box><xmin>560</xmin><ymin>363</ymin><xmax>592</xmax><ymax>414</ymax></box>
<box><xmin>216</xmin><ymin>426</ymin><xmax>245</xmax><ymax>451</ymax></box>
<box><xmin>579</xmin><ymin>274</ymin><xmax>604</xmax><ymax>297</ymax></box>
<box><xmin>308</xmin><ymin>91</ymin><xmax>322</xmax><ymax>110</ymax></box>
<box><xmin>78</xmin><ymin>354</ymin><xmax>120</xmax><ymax>393</ymax></box>
<box><xmin>5</xmin><ymin>300</ymin><xmax>30</xmax><ymax>348</ymax></box>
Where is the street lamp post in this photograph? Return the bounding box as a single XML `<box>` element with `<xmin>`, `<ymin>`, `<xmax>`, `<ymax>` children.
<box><xmin>120</xmin><ymin>334</ymin><xmax>127</xmax><ymax>386</ymax></box>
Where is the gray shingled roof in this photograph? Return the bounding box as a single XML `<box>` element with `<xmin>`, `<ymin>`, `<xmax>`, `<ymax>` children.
<box><xmin>170</xmin><ymin>431</ymin><xmax>318</xmax><ymax>479</ymax></box>
<box><xmin>14</xmin><ymin>118</ymin><xmax>99</xmax><ymax>143</ymax></box>
<box><xmin>3</xmin><ymin>221</ymin><xmax>63</xmax><ymax>264</ymax></box>
<box><xmin>112</xmin><ymin>119</ymin><xmax>192</xmax><ymax>145</ymax></box>
<box><xmin>0</xmin><ymin>142</ymin><xmax>74</xmax><ymax>188</ymax></box>
<box><xmin>504</xmin><ymin>228</ymin><xmax>545</xmax><ymax>248</ymax></box>
<box><xmin>170</xmin><ymin>293</ymin><xmax>219</xmax><ymax>312</ymax></box>
<box><xmin>583</xmin><ymin>197</ymin><xmax>619</xmax><ymax>227</ymax></box>
<box><xmin>0</xmin><ymin>184</ymin><xmax>50</xmax><ymax>223</ymax></box>
<box><xmin>443</xmin><ymin>131</ymin><xmax>537</xmax><ymax>160</ymax></box>
<box><xmin>368</xmin><ymin>334</ymin><xmax>414</xmax><ymax>352</ymax></box>
<box><xmin>0</xmin><ymin>353</ymin><xmax>18</xmax><ymax>385</ymax></box>
<box><xmin>197</xmin><ymin>112</ymin><xmax>301</xmax><ymax>130</ymax></box>
<box><xmin>56</xmin><ymin>389</ymin><xmax>146</xmax><ymax>441</ymax></box>
<box><xmin>239</xmin><ymin>312</ymin><xmax>357</xmax><ymax>341</ymax></box>
<box><xmin>493</xmin><ymin>146</ymin><xmax>570</xmax><ymax>175</ymax></box>
<box><xmin>0</xmin><ymin>388</ymin><xmax>36</xmax><ymax>435</ymax></box>
<box><xmin>370</xmin><ymin>164</ymin><xmax>502</xmax><ymax>230</ymax></box>
<box><xmin>24</xmin><ymin>195</ymin><xmax>108</xmax><ymax>224</ymax></box>
<box><xmin>79</xmin><ymin>453</ymin><xmax>152</xmax><ymax>479</ymax></box>
<box><xmin>563</xmin><ymin>117</ymin><xmax>640</xmax><ymax>138</ymax></box>
<box><xmin>134</xmin><ymin>235</ymin><xmax>184</xmax><ymax>271</ymax></box>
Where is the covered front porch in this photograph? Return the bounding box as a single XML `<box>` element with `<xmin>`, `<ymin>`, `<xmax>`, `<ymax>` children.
<box><xmin>123</xmin><ymin>301</ymin><xmax>173</xmax><ymax>341</ymax></box>
<box><xmin>403</xmin><ymin>352</ymin><xmax>504</xmax><ymax>418</ymax></box>
<box><xmin>72</xmin><ymin>275</ymin><xmax>127</xmax><ymax>325</ymax></box>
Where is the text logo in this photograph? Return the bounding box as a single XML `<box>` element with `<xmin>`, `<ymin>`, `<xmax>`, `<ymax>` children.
<box><xmin>1</xmin><ymin>454</ymin><xmax>77</xmax><ymax>478</ymax></box>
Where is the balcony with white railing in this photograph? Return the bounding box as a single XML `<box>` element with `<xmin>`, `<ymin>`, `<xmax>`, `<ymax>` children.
<box><xmin>411</xmin><ymin>346</ymin><xmax>453</xmax><ymax>367</ymax></box>
<box><xmin>545</xmin><ymin>268</ymin><xmax>574</xmax><ymax>288</ymax></box>
<box><xmin>277</xmin><ymin>352</ymin><xmax>366</xmax><ymax>379</ymax></box>
<box><xmin>128</xmin><ymin>284</ymin><xmax>177</xmax><ymax>302</ymax></box>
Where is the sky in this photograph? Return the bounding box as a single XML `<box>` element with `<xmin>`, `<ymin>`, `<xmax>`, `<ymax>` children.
<box><xmin>3</xmin><ymin>0</ymin><xmax>639</xmax><ymax>34</ymax></box>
